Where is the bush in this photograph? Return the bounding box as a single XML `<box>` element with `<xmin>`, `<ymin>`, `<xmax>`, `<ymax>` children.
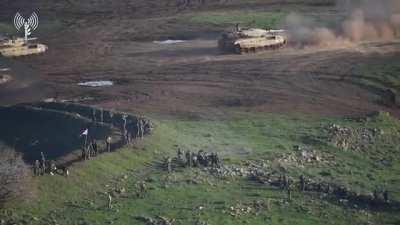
<box><xmin>0</xmin><ymin>142</ymin><xmax>30</xmax><ymax>205</ymax></box>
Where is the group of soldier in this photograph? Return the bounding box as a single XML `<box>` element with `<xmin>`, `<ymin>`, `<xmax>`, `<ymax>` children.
<box><xmin>33</xmin><ymin>152</ymin><xmax>68</xmax><ymax>176</ymax></box>
<box><xmin>91</xmin><ymin>107</ymin><xmax>150</xmax><ymax>145</ymax></box>
<box><xmin>81</xmin><ymin>136</ymin><xmax>113</xmax><ymax>160</ymax></box>
<box><xmin>271</xmin><ymin>173</ymin><xmax>391</xmax><ymax>205</ymax></box>
<box><xmin>165</xmin><ymin>149</ymin><xmax>221</xmax><ymax>173</ymax></box>
<box><xmin>122</xmin><ymin>115</ymin><xmax>147</xmax><ymax>145</ymax></box>
<box><xmin>80</xmin><ymin>114</ymin><xmax>151</xmax><ymax>161</ymax></box>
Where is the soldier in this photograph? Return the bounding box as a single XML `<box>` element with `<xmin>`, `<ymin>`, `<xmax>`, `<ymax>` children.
<box><xmin>139</xmin><ymin>119</ymin><xmax>144</xmax><ymax>139</ymax></box>
<box><xmin>373</xmin><ymin>189</ymin><xmax>379</xmax><ymax>202</ymax></box>
<box><xmin>210</xmin><ymin>153</ymin><xmax>215</xmax><ymax>167</ymax></box>
<box><xmin>125</xmin><ymin>129</ymin><xmax>131</xmax><ymax>144</ymax></box>
<box><xmin>136</xmin><ymin>181</ymin><xmax>147</xmax><ymax>198</ymax></box>
<box><xmin>192</xmin><ymin>154</ymin><xmax>198</xmax><ymax>167</ymax></box>
<box><xmin>214</xmin><ymin>152</ymin><xmax>221</xmax><ymax>168</ymax></box>
<box><xmin>177</xmin><ymin>148</ymin><xmax>183</xmax><ymax>160</ymax></box>
<box><xmin>144</xmin><ymin>119</ymin><xmax>152</xmax><ymax>134</ymax></box>
<box><xmin>235</xmin><ymin>23</ymin><xmax>240</xmax><ymax>32</ymax></box>
<box><xmin>81</xmin><ymin>146</ymin><xmax>86</xmax><ymax>160</ymax></box>
<box><xmin>185</xmin><ymin>151</ymin><xmax>192</xmax><ymax>168</ymax></box>
<box><xmin>85</xmin><ymin>145</ymin><xmax>91</xmax><ymax>160</ymax></box>
<box><xmin>40</xmin><ymin>152</ymin><xmax>46</xmax><ymax>175</ymax></box>
<box><xmin>108</xmin><ymin>192</ymin><xmax>112</xmax><ymax>209</ymax></box>
<box><xmin>49</xmin><ymin>160</ymin><xmax>57</xmax><ymax>175</ymax></box>
<box><xmin>166</xmin><ymin>157</ymin><xmax>172</xmax><ymax>173</ymax></box>
<box><xmin>282</xmin><ymin>174</ymin><xmax>288</xmax><ymax>190</ymax></box>
<box><xmin>92</xmin><ymin>108</ymin><xmax>97</xmax><ymax>122</ymax></box>
<box><xmin>106</xmin><ymin>136</ymin><xmax>112</xmax><ymax>152</ymax></box>
<box><xmin>178</xmin><ymin>148</ymin><xmax>186</xmax><ymax>166</ymax></box>
<box><xmin>136</xmin><ymin>119</ymin><xmax>140</xmax><ymax>138</ymax></box>
<box><xmin>287</xmin><ymin>184</ymin><xmax>292</xmax><ymax>201</ymax></box>
<box><xmin>299</xmin><ymin>175</ymin><xmax>305</xmax><ymax>192</ymax></box>
<box><xmin>197</xmin><ymin>150</ymin><xmax>205</xmax><ymax>166</ymax></box>
<box><xmin>326</xmin><ymin>183</ymin><xmax>331</xmax><ymax>194</ymax></box>
<box><xmin>383</xmin><ymin>190</ymin><xmax>389</xmax><ymax>203</ymax></box>
<box><xmin>122</xmin><ymin>114</ymin><xmax>128</xmax><ymax>142</ymax></box>
<box><xmin>100</xmin><ymin>108</ymin><xmax>104</xmax><ymax>123</ymax></box>
<box><xmin>204</xmin><ymin>153</ymin><xmax>213</xmax><ymax>167</ymax></box>
<box><xmin>189</xmin><ymin>151</ymin><xmax>194</xmax><ymax>168</ymax></box>
<box><xmin>34</xmin><ymin>160</ymin><xmax>40</xmax><ymax>176</ymax></box>
<box><xmin>91</xmin><ymin>139</ymin><xmax>98</xmax><ymax>156</ymax></box>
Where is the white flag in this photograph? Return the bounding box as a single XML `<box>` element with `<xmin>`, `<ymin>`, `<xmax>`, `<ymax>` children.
<box><xmin>80</xmin><ymin>128</ymin><xmax>88</xmax><ymax>136</ymax></box>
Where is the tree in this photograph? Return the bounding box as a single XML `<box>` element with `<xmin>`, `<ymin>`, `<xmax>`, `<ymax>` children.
<box><xmin>0</xmin><ymin>142</ymin><xmax>30</xmax><ymax>205</ymax></box>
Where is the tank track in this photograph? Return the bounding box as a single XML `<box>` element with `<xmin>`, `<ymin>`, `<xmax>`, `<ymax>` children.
<box><xmin>234</xmin><ymin>41</ymin><xmax>286</xmax><ymax>54</ymax></box>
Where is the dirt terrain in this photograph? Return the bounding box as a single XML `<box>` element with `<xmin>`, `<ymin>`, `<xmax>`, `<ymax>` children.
<box><xmin>0</xmin><ymin>0</ymin><xmax>399</xmax><ymax>118</ymax></box>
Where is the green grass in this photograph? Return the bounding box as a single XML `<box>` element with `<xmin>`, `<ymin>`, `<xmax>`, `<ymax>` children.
<box><xmin>189</xmin><ymin>11</ymin><xmax>287</xmax><ymax>29</ymax></box>
<box><xmin>2</xmin><ymin>112</ymin><xmax>400</xmax><ymax>225</ymax></box>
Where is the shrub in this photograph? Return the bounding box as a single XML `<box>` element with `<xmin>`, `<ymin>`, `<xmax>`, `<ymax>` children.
<box><xmin>0</xmin><ymin>142</ymin><xmax>30</xmax><ymax>205</ymax></box>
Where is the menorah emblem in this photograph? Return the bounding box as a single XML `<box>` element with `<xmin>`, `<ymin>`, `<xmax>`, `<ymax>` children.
<box><xmin>14</xmin><ymin>12</ymin><xmax>39</xmax><ymax>42</ymax></box>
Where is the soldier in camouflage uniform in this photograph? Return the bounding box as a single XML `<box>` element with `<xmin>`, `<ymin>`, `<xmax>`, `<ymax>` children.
<box><xmin>106</xmin><ymin>136</ymin><xmax>112</xmax><ymax>152</ymax></box>
<box><xmin>49</xmin><ymin>160</ymin><xmax>57</xmax><ymax>175</ymax></box>
<box><xmin>287</xmin><ymin>181</ymin><xmax>292</xmax><ymax>201</ymax></box>
<box><xmin>192</xmin><ymin>154</ymin><xmax>198</xmax><ymax>167</ymax></box>
<box><xmin>185</xmin><ymin>151</ymin><xmax>192</xmax><ymax>168</ymax></box>
<box><xmin>40</xmin><ymin>152</ymin><xmax>46</xmax><ymax>175</ymax></box>
<box><xmin>299</xmin><ymin>175</ymin><xmax>305</xmax><ymax>192</ymax></box>
<box><xmin>140</xmin><ymin>119</ymin><xmax>144</xmax><ymax>138</ymax></box>
<box><xmin>383</xmin><ymin>190</ymin><xmax>389</xmax><ymax>203</ymax></box>
<box><xmin>166</xmin><ymin>157</ymin><xmax>172</xmax><ymax>173</ymax></box>
<box><xmin>136</xmin><ymin>181</ymin><xmax>147</xmax><ymax>198</ymax></box>
<box><xmin>122</xmin><ymin>114</ymin><xmax>128</xmax><ymax>143</ymax></box>
<box><xmin>92</xmin><ymin>108</ymin><xmax>97</xmax><ymax>122</ymax></box>
<box><xmin>91</xmin><ymin>139</ymin><xmax>98</xmax><ymax>156</ymax></box>
<box><xmin>177</xmin><ymin>148</ymin><xmax>183</xmax><ymax>160</ymax></box>
<box><xmin>197</xmin><ymin>150</ymin><xmax>205</xmax><ymax>166</ymax></box>
<box><xmin>108</xmin><ymin>192</ymin><xmax>112</xmax><ymax>209</ymax></box>
<box><xmin>34</xmin><ymin>160</ymin><xmax>40</xmax><ymax>176</ymax></box>
<box><xmin>214</xmin><ymin>152</ymin><xmax>221</xmax><ymax>168</ymax></box>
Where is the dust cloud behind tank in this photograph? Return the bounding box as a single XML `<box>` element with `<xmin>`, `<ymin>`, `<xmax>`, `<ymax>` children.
<box><xmin>218</xmin><ymin>28</ymin><xmax>287</xmax><ymax>54</ymax></box>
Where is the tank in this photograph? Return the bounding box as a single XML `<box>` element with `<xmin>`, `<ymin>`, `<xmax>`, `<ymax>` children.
<box><xmin>0</xmin><ymin>37</ymin><xmax>47</xmax><ymax>57</ymax></box>
<box><xmin>218</xmin><ymin>28</ymin><xmax>287</xmax><ymax>54</ymax></box>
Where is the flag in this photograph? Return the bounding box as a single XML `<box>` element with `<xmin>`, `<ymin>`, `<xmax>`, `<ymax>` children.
<box><xmin>80</xmin><ymin>128</ymin><xmax>88</xmax><ymax>136</ymax></box>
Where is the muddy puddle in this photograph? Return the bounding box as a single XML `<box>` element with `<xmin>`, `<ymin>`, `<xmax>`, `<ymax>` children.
<box><xmin>0</xmin><ymin>102</ymin><xmax>152</xmax><ymax>164</ymax></box>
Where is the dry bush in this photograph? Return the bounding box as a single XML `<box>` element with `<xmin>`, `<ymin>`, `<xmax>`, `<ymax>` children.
<box><xmin>0</xmin><ymin>142</ymin><xmax>31</xmax><ymax>205</ymax></box>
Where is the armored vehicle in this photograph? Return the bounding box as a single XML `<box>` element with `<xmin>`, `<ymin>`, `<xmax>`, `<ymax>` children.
<box><xmin>218</xmin><ymin>28</ymin><xmax>287</xmax><ymax>54</ymax></box>
<box><xmin>0</xmin><ymin>37</ymin><xmax>47</xmax><ymax>57</ymax></box>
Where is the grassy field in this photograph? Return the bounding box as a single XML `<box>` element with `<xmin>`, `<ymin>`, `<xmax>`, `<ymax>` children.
<box><xmin>2</xmin><ymin>112</ymin><xmax>400</xmax><ymax>225</ymax></box>
<box><xmin>189</xmin><ymin>11</ymin><xmax>287</xmax><ymax>29</ymax></box>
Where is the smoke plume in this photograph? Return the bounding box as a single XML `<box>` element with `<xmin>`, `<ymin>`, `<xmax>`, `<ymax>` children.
<box><xmin>285</xmin><ymin>0</ymin><xmax>400</xmax><ymax>47</ymax></box>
